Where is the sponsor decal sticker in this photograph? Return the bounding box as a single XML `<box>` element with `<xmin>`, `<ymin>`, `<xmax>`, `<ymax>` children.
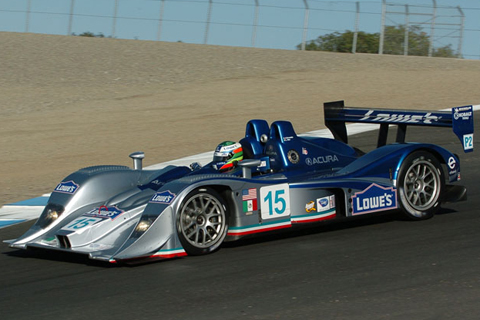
<box><xmin>305</xmin><ymin>201</ymin><xmax>316</xmax><ymax>212</ymax></box>
<box><xmin>448</xmin><ymin>157</ymin><xmax>456</xmax><ymax>170</ymax></box>
<box><xmin>305</xmin><ymin>155</ymin><xmax>339</xmax><ymax>166</ymax></box>
<box><xmin>215</xmin><ymin>143</ymin><xmax>238</xmax><ymax>152</ymax></box>
<box><xmin>317</xmin><ymin>195</ymin><xmax>335</xmax><ymax>212</ymax></box>
<box><xmin>242</xmin><ymin>188</ymin><xmax>258</xmax><ymax>213</ymax></box>
<box><xmin>84</xmin><ymin>205</ymin><xmax>125</xmax><ymax>220</ymax></box>
<box><xmin>454</xmin><ymin>107</ymin><xmax>473</xmax><ymax>120</ymax></box>
<box><xmin>150</xmin><ymin>190</ymin><xmax>176</xmax><ymax>204</ymax></box>
<box><xmin>287</xmin><ymin>149</ymin><xmax>300</xmax><ymax>164</ymax></box>
<box><xmin>360</xmin><ymin>110</ymin><xmax>440</xmax><ymax>124</ymax></box>
<box><xmin>54</xmin><ymin>180</ymin><xmax>79</xmax><ymax>194</ymax></box>
<box><xmin>302</xmin><ymin>147</ymin><xmax>308</xmax><ymax>155</ymax></box>
<box><xmin>351</xmin><ymin>184</ymin><xmax>397</xmax><ymax>215</ymax></box>
<box><xmin>447</xmin><ymin>157</ymin><xmax>459</xmax><ymax>177</ymax></box>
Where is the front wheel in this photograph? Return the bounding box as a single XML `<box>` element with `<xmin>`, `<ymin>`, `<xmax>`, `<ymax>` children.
<box><xmin>177</xmin><ymin>187</ymin><xmax>229</xmax><ymax>255</ymax></box>
<box><xmin>397</xmin><ymin>151</ymin><xmax>444</xmax><ymax>220</ymax></box>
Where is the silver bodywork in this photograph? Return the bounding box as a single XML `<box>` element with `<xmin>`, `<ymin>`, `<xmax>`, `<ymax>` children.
<box><xmin>6</xmin><ymin>147</ymin><xmax>458</xmax><ymax>263</ymax></box>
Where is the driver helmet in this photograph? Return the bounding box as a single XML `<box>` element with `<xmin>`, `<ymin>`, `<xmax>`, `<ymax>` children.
<box><xmin>213</xmin><ymin>141</ymin><xmax>243</xmax><ymax>172</ymax></box>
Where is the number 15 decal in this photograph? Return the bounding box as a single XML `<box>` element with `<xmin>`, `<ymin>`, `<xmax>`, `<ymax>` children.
<box><xmin>260</xmin><ymin>184</ymin><xmax>290</xmax><ymax>220</ymax></box>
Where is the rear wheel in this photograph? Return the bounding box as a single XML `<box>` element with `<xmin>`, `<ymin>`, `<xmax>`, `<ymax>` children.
<box><xmin>177</xmin><ymin>187</ymin><xmax>228</xmax><ymax>255</ymax></box>
<box><xmin>397</xmin><ymin>151</ymin><xmax>443</xmax><ymax>220</ymax></box>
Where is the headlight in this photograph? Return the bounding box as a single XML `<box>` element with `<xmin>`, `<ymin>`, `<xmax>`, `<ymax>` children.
<box><xmin>46</xmin><ymin>209</ymin><xmax>59</xmax><ymax>220</ymax></box>
<box><xmin>35</xmin><ymin>204</ymin><xmax>65</xmax><ymax>229</ymax></box>
<box><xmin>131</xmin><ymin>216</ymin><xmax>156</xmax><ymax>238</ymax></box>
<box><xmin>135</xmin><ymin>220</ymin><xmax>151</xmax><ymax>232</ymax></box>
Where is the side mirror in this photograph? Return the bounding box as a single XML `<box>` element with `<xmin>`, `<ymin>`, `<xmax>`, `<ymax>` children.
<box><xmin>238</xmin><ymin>159</ymin><xmax>262</xmax><ymax>179</ymax></box>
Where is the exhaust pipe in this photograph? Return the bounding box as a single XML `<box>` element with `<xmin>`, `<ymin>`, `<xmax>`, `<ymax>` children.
<box><xmin>129</xmin><ymin>151</ymin><xmax>145</xmax><ymax>170</ymax></box>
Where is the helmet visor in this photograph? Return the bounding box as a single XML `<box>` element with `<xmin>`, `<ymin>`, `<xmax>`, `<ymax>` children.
<box><xmin>213</xmin><ymin>151</ymin><xmax>231</xmax><ymax>162</ymax></box>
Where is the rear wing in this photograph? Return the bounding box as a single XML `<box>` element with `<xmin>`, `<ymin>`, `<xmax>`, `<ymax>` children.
<box><xmin>324</xmin><ymin>100</ymin><xmax>474</xmax><ymax>153</ymax></box>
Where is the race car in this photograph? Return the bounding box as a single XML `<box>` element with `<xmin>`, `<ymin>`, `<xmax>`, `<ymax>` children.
<box><xmin>5</xmin><ymin>100</ymin><xmax>474</xmax><ymax>263</ymax></box>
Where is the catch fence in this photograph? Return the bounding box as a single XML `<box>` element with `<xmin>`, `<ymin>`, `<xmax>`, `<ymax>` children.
<box><xmin>1</xmin><ymin>0</ymin><xmax>480</xmax><ymax>59</ymax></box>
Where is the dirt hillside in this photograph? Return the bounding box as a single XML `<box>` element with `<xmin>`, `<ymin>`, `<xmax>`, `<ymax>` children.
<box><xmin>1</xmin><ymin>32</ymin><xmax>480</xmax><ymax>205</ymax></box>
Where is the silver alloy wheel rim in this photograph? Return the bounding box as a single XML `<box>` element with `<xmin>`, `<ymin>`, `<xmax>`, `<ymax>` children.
<box><xmin>403</xmin><ymin>159</ymin><xmax>440</xmax><ymax>211</ymax></box>
<box><xmin>180</xmin><ymin>193</ymin><xmax>226</xmax><ymax>249</ymax></box>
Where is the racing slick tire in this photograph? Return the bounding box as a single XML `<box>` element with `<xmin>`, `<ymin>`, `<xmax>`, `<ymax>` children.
<box><xmin>177</xmin><ymin>187</ymin><xmax>229</xmax><ymax>255</ymax></box>
<box><xmin>397</xmin><ymin>151</ymin><xmax>444</xmax><ymax>220</ymax></box>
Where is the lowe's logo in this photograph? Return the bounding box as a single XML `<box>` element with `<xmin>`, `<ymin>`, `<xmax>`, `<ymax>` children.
<box><xmin>84</xmin><ymin>206</ymin><xmax>124</xmax><ymax>220</ymax></box>
<box><xmin>360</xmin><ymin>110</ymin><xmax>440</xmax><ymax>124</ymax></box>
<box><xmin>150</xmin><ymin>190</ymin><xmax>176</xmax><ymax>204</ymax></box>
<box><xmin>54</xmin><ymin>181</ymin><xmax>79</xmax><ymax>194</ymax></box>
<box><xmin>352</xmin><ymin>184</ymin><xmax>397</xmax><ymax>215</ymax></box>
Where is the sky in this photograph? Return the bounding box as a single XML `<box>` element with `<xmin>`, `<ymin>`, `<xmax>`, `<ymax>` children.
<box><xmin>0</xmin><ymin>0</ymin><xmax>480</xmax><ymax>59</ymax></box>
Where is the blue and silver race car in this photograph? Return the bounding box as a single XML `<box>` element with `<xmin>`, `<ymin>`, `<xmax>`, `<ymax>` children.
<box><xmin>5</xmin><ymin>100</ymin><xmax>474</xmax><ymax>263</ymax></box>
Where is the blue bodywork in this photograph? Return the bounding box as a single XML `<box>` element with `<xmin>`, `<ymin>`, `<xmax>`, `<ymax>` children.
<box><xmin>7</xmin><ymin>101</ymin><xmax>474</xmax><ymax>263</ymax></box>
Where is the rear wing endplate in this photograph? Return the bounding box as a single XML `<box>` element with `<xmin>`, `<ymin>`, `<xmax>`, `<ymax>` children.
<box><xmin>324</xmin><ymin>100</ymin><xmax>474</xmax><ymax>153</ymax></box>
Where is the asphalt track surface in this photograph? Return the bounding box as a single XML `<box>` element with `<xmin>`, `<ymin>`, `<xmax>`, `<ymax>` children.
<box><xmin>1</xmin><ymin>115</ymin><xmax>480</xmax><ymax>320</ymax></box>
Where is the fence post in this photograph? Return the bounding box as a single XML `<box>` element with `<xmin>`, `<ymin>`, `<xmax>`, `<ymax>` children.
<box><xmin>379</xmin><ymin>0</ymin><xmax>386</xmax><ymax>54</ymax></box>
<box><xmin>204</xmin><ymin>0</ymin><xmax>213</xmax><ymax>44</ymax></box>
<box><xmin>300</xmin><ymin>0</ymin><xmax>310</xmax><ymax>51</ymax></box>
<box><xmin>352</xmin><ymin>2</ymin><xmax>360</xmax><ymax>54</ymax></box>
<box><xmin>457</xmin><ymin>6</ymin><xmax>464</xmax><ymax>59</ymax></box>
<box><xmin>428</xmin><ymin>0</ymin><xmax>437</xmax><ymax>57</ymax></box>
<box><xmin>157</xmin><ymin>0</ymin><xmax>166</xmax><ymax>41</ymax></box>
<box><xmin>67</xmin><ymin>0</ymin><xmax>75</xmax><ymax>36</ymax></box>
<box><xmin>252</xmin><ymin>0</ymin><xmax>259</xmax><ymax>47</ymax></box>
<box><xmin>404</xmin><ymin>4</ymin><xmax>409</xmax><ymax>56</ymax></box>
<box><xmin>25</xmin><ymin>0</ymin><xmax>31</xmax><ymax>33</ymax></box>
<box><xmin>112</xmin><ymin>0</ymin><xmax>119</xmax><ymax>38</ymax></box>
